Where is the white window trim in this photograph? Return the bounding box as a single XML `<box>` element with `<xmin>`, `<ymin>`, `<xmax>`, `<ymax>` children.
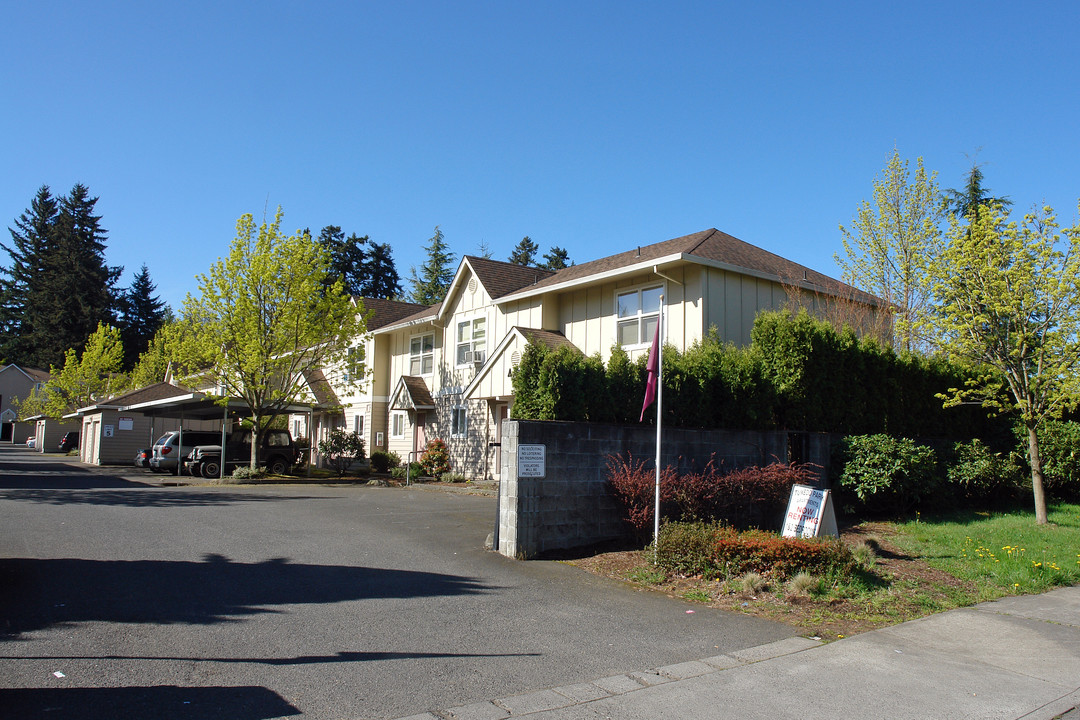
<box><xmin>390</xmin><ymin>411</ymin><xmax>406</xmax><ymax>439</ymax></box>
<box><xmin>409</xmin><ymin>333</ymin><xmax>435</xmax><ymax>376</ymax></box>
<box><xmin>353</xmin><ymin>413</ymin><xmax>364</xmax><ymax>436</ymax></box>
<box><xmin>451</xmin><ymin>405</ymin><xmax>468</xmax><ymax>438</ymax></box>
<box><xmin>616</xmin><ymin>283</ymin><xmax>664</xmax><ymax>349</ymax></box>
<box><xmin>454</xmin><ymin>316</ymin><xmax>487</xmax><ymax>368</ymax></box>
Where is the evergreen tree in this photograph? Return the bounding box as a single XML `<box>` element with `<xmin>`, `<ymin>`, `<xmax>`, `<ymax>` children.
<box><xmin>317</xmin><ymin>226</ymin><xmax>370</xmax><ymax>296</ymax></box>
<box><xmin>359</xmin><ymin>241</ymin><xmax>402</xmax><ymax>299</ymax></box>
<box><xmin>945</xmin><ymin>162</ymin><xmax>1011</xmax><ymax>221</ymax></box>
<box><xmin>408</xmin><ymin>226</ymin><xmax>456</xmax><ymax>305</ymax></box>
<box><xmin>118</xmin><ymin>264</ymin><xmax>168</xmax><ymax>371</ymax></box>
<box><xmin>508</xmin><ymin>236</ymin><xmax>539</xmax><ymax>266</ymax></box>
<box><xmin>477</xmin><ymin>240</ymin><xmax>493</xmax><ymax>259</ymax></box>
<box><xmin>0</xmin><ymin>185</ymin><xmax>59</xmax><ymax>363</ymax></box>
<box><xmin>541</xmin><ymin>246</ymin><xmax>572</xmax><ymax>271</ymax></box>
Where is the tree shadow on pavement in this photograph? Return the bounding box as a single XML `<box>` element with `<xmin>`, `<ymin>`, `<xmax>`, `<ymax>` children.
<box><xmin>0</xmin><ymin>487</ymin><xmax>325</xmax><ymax>507</ymax></box>
<box><xmin>0</xmin><ymin>554</ymin><xmax>493</xmax><ymax>639</ymax></box>
<box><xmin>0</xmin><ymin>685</ymin><xmax>300</xmax><ymax>720</ymax></box>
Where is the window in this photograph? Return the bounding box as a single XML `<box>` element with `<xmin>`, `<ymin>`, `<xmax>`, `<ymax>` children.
<box><xmin>451</xmin><ymin>406</ymin><xmax>468</xmax><ymax>437</ymax></box>
<box><xmin>456</xmin><ymin>317</ymin><xmax>486</xmax><ymax>365</ymax></box>
<box><xmin>343</xmin><ymin>346</ymin><xmax>363</xmax><ymax>383</ymax></box>
<box><xmin>391</xmin><ymin>412</ymin><xmax>405</xmax><ymax>438</ymax></box>
<box><xmin>353</xmin><ymin>414</ymin><xmax>364</xmax><ymax>435</ymax></box>
<box><xmin>616</xmin><ymin>285</ymin><xmax>663</xmax><ymax>347</ymax></box>
<box><xmin>409</xmin><ymin>334</ymin><xmax>434</xmax><ymax>375</ymax></box>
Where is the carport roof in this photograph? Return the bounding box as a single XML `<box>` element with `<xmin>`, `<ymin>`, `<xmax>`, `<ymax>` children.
<box><xmin>121</xmin><ymin>391</ymin><xmax>331</xmax><ymax>420</ymax></box>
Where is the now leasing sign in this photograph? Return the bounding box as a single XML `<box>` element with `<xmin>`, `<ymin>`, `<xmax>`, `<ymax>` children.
<box><xmin>782</xmin><ymin>484</ymin><xmax>839</xmax><ymax>539</ymax></box>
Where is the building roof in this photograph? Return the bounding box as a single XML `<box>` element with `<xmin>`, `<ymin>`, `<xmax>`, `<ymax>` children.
<box><xmin>516</xmin><ymin>327</ymin><xmax>578</xmax><ymax>353</ymax></box>
<box><xmin>389</xmin><ymin>375</ymin><xmax>436</xmax><ymax>411</ymax></box>
<box><xmin>461</xmin><ymin>256</ymin><xmax>557</xmax><ymax>300</ymax></box>
<box><xmin>500</xmin><ymin>228</ymin><xmax>880</xmax><ymax>306</ymax></box>
<box><xmin>356</xmin><ymin>297</ymin><xmax>432</xmax><ymax>331</ymax></box>
<box><xmin>0</xmin><ymin>364</ymin><xmax>51</xmax><ymax>383</ymax></box>
<box><xmin>301</xmin><ymin>369</ymin><xmax>340</xmax><ymax>407</ymax></box>
<box><xmin>94</xmin><ymin>382</ymin><xmax>193</xmax><ymax>408</ymax></box>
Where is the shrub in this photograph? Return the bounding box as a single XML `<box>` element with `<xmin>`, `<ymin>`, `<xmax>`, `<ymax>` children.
<box><xmin>1033</xmin><ymin>420</ymin><xmax>1080</xmax><ymax>501</ymax></box>
<box><xmin>230</xmin><ymin>465</ymin><xmax>266</xmax><ymax>482</ymax></box>
<box><xmin>390</xmin><ymin>461</ymin><xmax>423</xmax><ymax>481</ymax></box>
<box><xmin>419</xmin><ymin>438</ymin><xmax>450</xmax><ymax>477</ymax></box>
<box><xmin>946</xmin><ymin>438</ymin><xmax>1026</xmax><ymax>507</ymax></box>
<box><xmin>654</xmin><ymin>521</ymin><xmax>854</xmax><ymax>581</ymax></box>
<box><xmin>369</xmin><ymin>450</ymin><xmax>400</xmax><ymax>473</ymax></box>
<box><xmin>836</xmin><ymin>434</ymin><xmax>939</xmax><ymax>514</ymax></box>
<box><xmin>440</xmin><ymin>472</ymin><xmax>467</xmax><ymax>483</ymax></box>
<box><xmin>317</xmin><ymin>429</ymin><xmax>366</xmax><ymax>478</ymax></box>
<box><xmin>605</xmin><ymin>453</ymin><xmax>677</xmax><ymax>541</ymax></box>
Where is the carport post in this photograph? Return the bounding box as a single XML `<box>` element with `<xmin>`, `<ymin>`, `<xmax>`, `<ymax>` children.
<box><xmin>307</xmin><ymin>408</ymin><xmax>313</xmax><ymax>477</ymax></box>
<box><xmin>220</xmin><ymin>405</ymin><xmax>227</xmax><ymax>481</ymax></box>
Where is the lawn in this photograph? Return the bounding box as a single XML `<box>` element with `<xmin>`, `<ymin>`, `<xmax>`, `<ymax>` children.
<box><xmin>569</xmin><ymin>501</ymin><xmax>1080</xmax><ymax>640</ymax></box>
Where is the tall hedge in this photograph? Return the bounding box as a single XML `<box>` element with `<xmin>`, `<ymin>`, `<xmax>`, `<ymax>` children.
<box><xmin>510</xmin><ymin>309</ymin><xmax>1012</xmax><ymax>441</ymax></box>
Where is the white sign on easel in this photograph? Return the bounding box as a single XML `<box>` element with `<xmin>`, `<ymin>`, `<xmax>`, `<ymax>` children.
<box><xmin>782</xmin><ymin>484</ymin><xmax>838</xmax><ymax>538</ymax></box>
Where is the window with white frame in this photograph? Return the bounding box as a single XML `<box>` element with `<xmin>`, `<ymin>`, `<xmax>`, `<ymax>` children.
<box><xmin>353</xmin><ymin>414</ymin><xmax>364</xmax><ymax>436</ymax></box>
<box><xmin>451</xmin><ymin>405</ymin><xmax>467</xmax><ymax>437</ymax></box>
<box><xmin>343</xmin><ymin>346</ymin><xmax>363</xmax><ymax>383</ymax></box>
<box><xmin>616</xmin><ymin>285</ymin><xmax>663</xmax><ymax>347</ymax></box>
<box><xmin>456</xmin><ymin>317</ymin><xmax>486</xmax><ymax>365</ymax></box>
<box><xmin>391</xmin><ymin>412</ymin><xmax>406</xmax><ymax>438</ymax></box>
<box><xmin>409</xmin><ymin>334</ymin><xmax>434</xmax><ymax>375</ymax></box>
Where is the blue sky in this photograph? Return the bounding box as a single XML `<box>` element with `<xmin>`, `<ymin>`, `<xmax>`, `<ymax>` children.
<box><xmin>3</xmin><ymin>1</ymin><xmax>1078</xmax><ymax>311</ymax></box>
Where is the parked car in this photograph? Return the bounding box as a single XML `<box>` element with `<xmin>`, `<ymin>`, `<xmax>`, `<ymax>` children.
<box><xmin>185</xmin><ymin>429</ymin><xmax>300</xmax><ymax>479</ymax></box>
<box><xmin>58</xmin><ymin>431</ymin><xmax>79</xmax><ymax>452</ymax></box>
<box><xmin>150</xmin><ymin>430</ymin><xmax>224</xmax><ymax>474</ymax></box>
<box><xmin>134</xmin><ymin>448</ymin><xmax>152</xmax><ymax>469</ymax></box>
<box><xmin>25</xmin><ymin>436</ymin><xmax>35</xmax><ymax>448</ymax></box>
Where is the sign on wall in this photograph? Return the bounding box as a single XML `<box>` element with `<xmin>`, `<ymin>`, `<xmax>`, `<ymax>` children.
<box><xmin>782</xmin><ymin>484</ymin><xmax>838</xmax><ymax>538</ymax></box>
<box><xmin>118</xmin><ymin>417</ymin><xmax>134</xmax><ymax>431</ymax></box>
<box><xmin>103</xmin><ymin>425</ymin><xmax>115</xmax><ymax>438</ymax></box>
<box><xmin>517</xmin><ymin>444</ymin><xmax>546</xmax><ymax>477</ymax></box>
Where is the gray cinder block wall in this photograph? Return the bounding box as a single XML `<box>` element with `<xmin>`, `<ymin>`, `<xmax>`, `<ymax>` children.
<box><xmin>497</xmin><ymin>419</ymin><xmax>830</xmax><ymax>559</ymax></box>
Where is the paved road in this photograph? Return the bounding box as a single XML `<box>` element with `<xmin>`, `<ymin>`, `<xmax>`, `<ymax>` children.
<box><xmin>0</xmin><ymin>445</ymin><xmax>796</xmax><ymax>720</ymax></box>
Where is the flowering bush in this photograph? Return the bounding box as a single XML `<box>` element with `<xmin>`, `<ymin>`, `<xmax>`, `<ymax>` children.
<box><xmin>420</xmin><ymin>437</ymin><xmax>450</xmax><ymax>477</ymax></box>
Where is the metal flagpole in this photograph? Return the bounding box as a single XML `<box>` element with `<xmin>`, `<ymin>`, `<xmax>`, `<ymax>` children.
<box><xmin>653</xmin><ymin>295</ymin><xmax>664</xmax><ymax>550</ymax></box>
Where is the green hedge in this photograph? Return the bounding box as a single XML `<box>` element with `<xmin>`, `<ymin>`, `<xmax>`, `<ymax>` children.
<box><xmin>511</xmin><ymin>309</ymin><xmax>1010</xmax><ymax>440</ymax></box>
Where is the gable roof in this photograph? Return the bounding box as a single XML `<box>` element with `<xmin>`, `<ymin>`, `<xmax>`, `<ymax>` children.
<box><xmin>389</xmin><ymin>376</ymin><xmax>436</xmax><ymax>411</ymax></box>
<box><xmin>301</xmin><ymin>369</ymin><xmax>340</xmax><ymax>407</ymax></box>
<box><xmin>461</xmin><ymin>256</ymin><xmax>557</xmax><ymax>300</ymax></box>
<box><xmin>463</xmin><ymin>326</ymin><xmax>579</xmax><ymax>401</ymax></box>
<box><xmin>0</xmin><ymin>364</ymin><xmax>51</xmax><ymax>383</ymax></box>
<box><xmin>356</xmin><ymin>297</ymin><xmax>432</xmax><ymax>331</ymax></box>
<box><xmin>499</xmin><ymin>228</ymin><xmax>881</xmax><ymax>306</ymax></box>
<box><xmin>75</xmin><ymin>382</ymin><xmax>193</xmax><ymax>413</ymax></box>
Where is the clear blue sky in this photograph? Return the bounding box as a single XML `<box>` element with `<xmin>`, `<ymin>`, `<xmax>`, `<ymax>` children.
<box><xmin>3</xmin><ymin>1</ymin><xmax>1078</xmax><ymax>311</ymax></box>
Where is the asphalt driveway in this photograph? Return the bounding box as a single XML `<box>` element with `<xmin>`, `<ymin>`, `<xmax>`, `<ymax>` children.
<box><xmin>0</xmin><ymin>445</ymin><xmax>796</xmax><ymax>720</ymax></box>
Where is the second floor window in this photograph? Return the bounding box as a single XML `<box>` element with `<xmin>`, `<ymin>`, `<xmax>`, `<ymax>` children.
<box><xmin>456</xmin><ymin>317</ymin><xmax>486</xmax><ymax>365</ymax></box>
<box><xmin>410</xmin><ymin>334</ymin><xmax>434</xmax><ymax>375</ymax></box>
<box><xmin>617</xmin><ymin>285</ymin><xmax>663</xmax><ymax>346</ymax></box>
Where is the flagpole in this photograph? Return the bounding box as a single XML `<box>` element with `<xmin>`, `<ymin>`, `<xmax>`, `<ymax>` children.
<box><xmin>653</xmin><ymin>295</ymin><xmax>664</xmax><ymax>550</ymax></box>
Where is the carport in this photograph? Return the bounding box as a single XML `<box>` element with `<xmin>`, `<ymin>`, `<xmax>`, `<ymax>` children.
<box><xmin>123</xmin><ymin>392</ymin><xmax>330</xmax><ymax>480</ymax></box>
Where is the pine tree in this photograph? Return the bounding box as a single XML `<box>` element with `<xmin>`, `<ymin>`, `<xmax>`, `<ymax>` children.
<box><xmin>477</xmin><ymin>240</ymin><xmax>493</xmax><ymax>259</ymax></box>
<box><xmin>32</xmin><ymin>184</ymin><xmax>122</xmax><ymax>368</ymax></box>
<box><xmin>0</xmin><ymin>185</ymin><xmax>59</xmax><ymax>363</ymax></box>
<box><xmin>508</xmin><ymin>236</ymin><xmax>539</xmax><ymax>266</ymax></box>
<box><xmin>541</xmin><ymin>246</ymin><xmax>571</xmax><ymax>270</ymax></box>
<box><xmin>408</xmin><ymin>226</ymin><xmax>456</xmax><ymax>305</ymax></box>
<box><xmin>359</xmin><ymin>241</ymin><xmax>402</xmax><ymax>299</ymax></box>
<box><xmin>118</xmin><ymin>264</ymin><xmax>168</xmax><ymax>371</ymax></box>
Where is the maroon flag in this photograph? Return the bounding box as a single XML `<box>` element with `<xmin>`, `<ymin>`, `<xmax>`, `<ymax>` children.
<box><xmin>639</xmin><ymin>322</ymin><xmax>660</xmax><ymax>422</ymax></box>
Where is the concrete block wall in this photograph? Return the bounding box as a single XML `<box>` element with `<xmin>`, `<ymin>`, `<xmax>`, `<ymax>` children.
<box><xmin>497</xmin><ymin>419</ymin><xmax>830</xmax><ymax>559</ymax></box>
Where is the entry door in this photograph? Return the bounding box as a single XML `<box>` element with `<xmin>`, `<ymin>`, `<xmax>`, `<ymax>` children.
<box><xmin>414</xmin><ymin>412</ymin><xmax>427</xmax><ymax>454</ymax></box>
<box><xmin>494</xmin><ymin>404</ymin><xmax>509</xmax><ymax>476</ymax></box>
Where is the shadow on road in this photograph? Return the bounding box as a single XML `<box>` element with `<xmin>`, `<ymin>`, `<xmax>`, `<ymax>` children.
<box><xmin>0</xmin><ymin>685</ymin><xmax>300</xmax><ymax>720</ymax></box>
<box><xmin>0</xmin><ymin>487</ymin><xmax>326</xmax><ymax>507</ymax></box>
<box><xmin>8</xmin><ymin>649</ymin><xmax>540</xmax><ymax>665</ymax></box>
<box><xmin>0</xmin><ymin>554</ymin><xmax>493</xmax><ymax>639</ymax></box>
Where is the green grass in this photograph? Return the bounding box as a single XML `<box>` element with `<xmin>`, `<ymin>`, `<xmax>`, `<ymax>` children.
<box><xmin>892</xmin><ymin>502</ymin><xmax>1080</xmax><ymax>596</ymax></box>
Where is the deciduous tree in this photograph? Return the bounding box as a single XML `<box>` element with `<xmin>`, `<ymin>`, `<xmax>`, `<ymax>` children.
<box><xmin>837</xmin><ymin>150</ymin><xmax>943</xmax><ymax>353</ymax></box>
<box><xmin>17</xmin><ymin>323</ymin><xmax>125</xmax><ymax>418</ymax></box>
<box><xmin>178</xmin><ymin>208</ymin><xmax>366</xmax><ymax>469</ymax></box>
<box><xmin>929</xmin><ymin>201</ymin><xmax>1080</xmax><ymax>525</ymax></box>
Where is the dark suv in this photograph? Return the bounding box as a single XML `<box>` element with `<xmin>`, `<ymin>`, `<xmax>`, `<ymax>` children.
<box><xmin>185</xmin><ymin>429</ymin><xmax>299</xmax><ymax>478</ymax></box>
<box><xmin>58</xmin><ymin>431</ymin><xmax>80</xmax><ymax>452</ymax></box>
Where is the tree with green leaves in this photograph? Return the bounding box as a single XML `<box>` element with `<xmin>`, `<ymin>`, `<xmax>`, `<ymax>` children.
<box><xmin>0</xmin><ymin>185</ymin><xmax>59</xmax><ymax>364</ymax></box>
<box><xmin>509</xmin><ymin>236</ymin><xmax>539</xmax><ymax>266</ymax></box>
<box><xmin>17</xmin><ymin>322</ymin><xmax>125</xmax><ymax>419</ymax></box>
<box><xmin>128</xmin><ymin>321</ymin><xmax>179</xmax><ymax>388</ymax></box>
<box><xmin>541</xmin><ymin>246</ymin><xmax>571</xmax><ymax>271</ymax></box>
<box><xmin>837</xmin><ymin>150</ymin><xmax>943</xmax><ymax>353</ymax></box>
<box><xmin>177</xmin><ymin>208</ymin><xmax>367</xmax><ymax>469</ymax></box>
<box><xmin>407</xmin><ymin>226</ymin><xmax>455</xmax><ymax>305</ymax></box>
<box><xmin>118</xmin><ymin>264</ymin><xmax>169</xmax><ymax>371</ymax></box>
<box><xmin>929</xmin><ymin>201</ymin><xmax>1080</xmax><ymax>525</ymax></box>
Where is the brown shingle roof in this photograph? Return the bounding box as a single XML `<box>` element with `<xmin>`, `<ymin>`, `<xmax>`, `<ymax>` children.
<box><xmin>98</xmin><ymin>382</ymin><xmax>192</xmax><ymax>407</ymax></box>
<box><xmin>401</xmin><ymin>376</ymin><xmax>435</xmax><ymax>409</ymax></box>
<box><xmin>356</xmin><ymin>297</ymin><xmax>432</xmax><ymax>331</ymax></box>
<box><xmin>516</xmin><ymin>328</ymin><xmax>578</xmax><ymax>353</ymax></box>
<box><xmin>302</xmin><ymin>369</ymin><xmax>340</xmax><ymax>407</ymax></box>
<box><xmin>504</xmin><ymin>228</ymin><xmax>880</xmax><ymax>306</ymax></box>
<box><xmin>463</xmin><ymin>256</ymin><xmax>557</xmax><ymax>299</ymax></box>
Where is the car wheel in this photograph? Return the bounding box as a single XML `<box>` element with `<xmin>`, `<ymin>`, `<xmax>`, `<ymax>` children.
<box><xmin>201</xmin><ymin>461</ymin><xmax>220</xmax><ymax>479</ymax></box>
<box><xmin>268</xmin><ymin>457</ymin><xmax>288</xmax><ymax>475</ymax></box>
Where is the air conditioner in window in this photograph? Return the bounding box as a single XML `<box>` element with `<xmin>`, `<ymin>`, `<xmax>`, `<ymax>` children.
<box><xmin>463</xmin><ymin>351</ymin><xmax>475</xmax><ymax>363</ymax></box>
<box><xmin>471</xmin><ymin>350</ymin><xmax>486</xmax><ymax>365</ymax></box>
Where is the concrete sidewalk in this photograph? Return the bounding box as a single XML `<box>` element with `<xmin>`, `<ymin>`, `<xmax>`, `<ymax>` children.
<box><xmin>397</xmin><ymin>586</ymin><xmax>1080</xmax><ymax>720</ymax></box>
